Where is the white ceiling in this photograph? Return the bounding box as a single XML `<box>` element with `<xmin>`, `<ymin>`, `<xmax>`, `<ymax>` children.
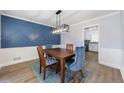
<box><xmin>0</xmin><ymin>10</ymin><xmax>118</xmax><ymax>27</ymax></box>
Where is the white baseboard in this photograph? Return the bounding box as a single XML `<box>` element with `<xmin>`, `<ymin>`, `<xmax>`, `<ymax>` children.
<box><xmin>99</xmin><ymin>48</ymin><xmax>121</xmax><ymax>69</ymax></box>
<box><xmin>0</xmin><ymin>57</ymin><xmax>38</xmax><ymax>68</ymax></box>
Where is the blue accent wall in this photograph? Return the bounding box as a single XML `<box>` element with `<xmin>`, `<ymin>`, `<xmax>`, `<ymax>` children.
<box><xmin>1</xmin><ymin>15</ymin><xmax>60</xmax><ymax>48</ymax></box>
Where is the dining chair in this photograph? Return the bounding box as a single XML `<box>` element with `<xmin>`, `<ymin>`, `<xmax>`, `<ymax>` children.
<box><xmin>45</xmin><ymin>44</ymin><xmax>53</xmax><ymax>58</ymax></box>
<box><xmin>66</xmin><ymin>44</ymin><xmax>74</xmax><ymax>62</ymax></box>
<box><xmin>66</xmin><ymin>44</ymin><xmax>73</xmax><ymax>51</ymax></box>
<box><xmin>66</xmin><ymin>47</ymin><xmax>85</xmax><ymax>82</ymax></box>
<box><xmin>37</xmin><ymin>46</ymin><xmax>58</xmax><ymax>80</ymax></box>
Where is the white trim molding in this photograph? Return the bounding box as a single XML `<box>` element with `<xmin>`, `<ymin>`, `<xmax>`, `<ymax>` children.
<box><xmin>71</xmin><ymin>11</ymin><xmax>120</xmax><ymax>26</ymax></box>
<box><xmin>1</xmin><ymin>12</ymin><xmax>54</xmax><ymax>27</ymax></box>
<box><xmin>99</xmin><ymin>48</ymin><xmax>121</xmax><ymax>69</ymax></box>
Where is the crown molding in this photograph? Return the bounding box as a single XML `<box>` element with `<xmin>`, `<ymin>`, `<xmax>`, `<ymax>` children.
<box><xmin>70</xmin><ymin>11</ymin><xmax>120</xmax><ymax>26</ymax></box>
<box><xmin>0</xmin><ymin>12</ymin><xmax>54</xmax><ymax>27</ymax></box>
<box><xmin>0</xmin><ymin>11</ymin><xmax>120</xmax><ymax>28</ymax></box>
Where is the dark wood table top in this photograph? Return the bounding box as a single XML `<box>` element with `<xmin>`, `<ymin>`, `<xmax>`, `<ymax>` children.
<box><xmin>44</xmin><ymin>48</ymin><xmax>75</xmax><ymax>83</ymax></box>
<box><xmin>44</xmin><ymin>48</ymin><xmax>75</xmax><ymax>59</ymax></box>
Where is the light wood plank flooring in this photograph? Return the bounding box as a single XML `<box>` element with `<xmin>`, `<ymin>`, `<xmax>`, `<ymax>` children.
<box><xmin>84</xmin><ymin>52</ymin><xmax>123</xmax><ymax>83</ymax></box>
<box><xmin>0</xmin><ymin>52</ymin><xmax>123</xmax><ymax>83</ymax></box>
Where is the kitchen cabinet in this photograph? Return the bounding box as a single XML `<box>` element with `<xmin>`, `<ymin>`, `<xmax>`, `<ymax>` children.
<box><xmin>89</xmin><ymin>42</ymin><xmax>98</xmax><ymax>52</ymax></box>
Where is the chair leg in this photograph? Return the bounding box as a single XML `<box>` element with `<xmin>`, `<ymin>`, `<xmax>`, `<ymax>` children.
<box><xmin>73</xmin><ymin>72</ymin><xmax>77</xmax><ymax>83</ymax></box>
<box><xmin>68</xmin><ymin>72</ymin><xmax>76</xmax><ymax>83</ymax></box>
<box><xmin>72</xmin><ymin>71</ymin><xmax>80</xmax><ymax>83</ymax></box>
<box><xmin>56</xmin><ymin>63</ymin><xmax>60</xmax><ymax>73</ymax></box>
<box><xmin>39</xmin><ymin>65</ymin><xmax>42</xmax><ymax>73</ymax></box>
<box><xmin>43</xmin><ymin>67</ymin><xmax>46</xmax><ymax>80</ymax></box>
<box><xmin>80</xmin><ymin>69</ymin><xmax>84</xmax><ymax>78</ymax></box>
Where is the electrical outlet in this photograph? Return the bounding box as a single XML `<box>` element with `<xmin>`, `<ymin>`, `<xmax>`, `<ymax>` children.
<box><xmin>13</xmin><ymin>57</ymin><xmax>21</xmax><ymax>61</ymax></box>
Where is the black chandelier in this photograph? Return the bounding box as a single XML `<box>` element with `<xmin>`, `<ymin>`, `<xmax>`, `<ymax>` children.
<box><xmin>52</xmin><ymin>10</ymin><xmax>69</xmax><ymax>34</ymax></box>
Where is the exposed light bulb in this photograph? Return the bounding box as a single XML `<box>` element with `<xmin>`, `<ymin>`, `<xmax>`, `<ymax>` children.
<box><xmin>60</xmin><ymin>29</ymin><xmax>63</xmax><ymax>32</ymax></box>
<box><xmin>57</xmin><ymin>30</ymin><xmax>59</xmax><ymax>33</ymax></box>
<box><xmin>63</xmin><ymin>28</ymin><xmax>66</xmax><ymax>31</ymax></box>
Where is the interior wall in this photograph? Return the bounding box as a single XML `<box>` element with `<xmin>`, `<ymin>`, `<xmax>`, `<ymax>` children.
<box><xmin>120</xmin><ymin>11</ymin><xmax>124</xmax><ymax>81</ymax></box>
<box><xmin>61</xmin><ymin>23</ymin><xmax>84</xmax><ymax>49</ymax></box>
<box><xmin>61</xmin><ymin>11</ymin><xmax>122</xmax><ymax>69</ymax></box>
<box><xmin>1</xmin><ymin>15</ymin><xmax>60</xmax><ymax>48</ymax></box>
<box><xmin>0</xmin><ymin>15</ymin><xmax>60</xmax><ymax>68</ymax></box>
<box><xmin>98</xmin><ymin>12</ymin><xmax>121</xmax><ymax>69</ymax></box>
<box><xmin>0</xmin><ymin>13</ymin><xmax>1</xmax><ymax>48</ymax></box>
<box><xmin>0</xmin><ymin>46</ymin><xmax>38</xmax><ymax>68</ymax></box>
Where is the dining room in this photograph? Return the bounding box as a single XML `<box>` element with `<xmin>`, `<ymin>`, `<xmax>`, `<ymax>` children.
<box><xmin>0</xmin><ymin>10</ymin><xmax>123</xmax><ymax>83</ymax></box>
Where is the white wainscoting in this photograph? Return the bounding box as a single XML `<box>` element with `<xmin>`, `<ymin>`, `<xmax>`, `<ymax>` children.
<box><xmin>99</xmin><ymin>48</ymin><xmax>121</xmax><ymax>69</ymax></box>
<box><xmin>120</xmin><ymin>51</ymin><xmax>124</xmax><ymax>81</ymax></box>
<box><xmin>0</xmin><ymin>46</ymin><xmax>39</xmax><ymax>68</ymax></box>
<box><xmin>0</xmin><ymin>45</ymin><xmax>65</xmax><ymax>68</ymax></box>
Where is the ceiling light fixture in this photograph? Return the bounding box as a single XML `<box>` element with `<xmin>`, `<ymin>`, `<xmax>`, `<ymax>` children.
<box><xmin>52</xmin><ymin>10</ymin><xmax>69</xmax><ymax>34</ymax></box>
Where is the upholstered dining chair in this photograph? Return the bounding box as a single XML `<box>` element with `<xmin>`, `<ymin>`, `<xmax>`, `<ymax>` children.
<box><xmin>66</xmin><ymin>47</ymin><xmax>85</xmax><ymax>82</ymax></box>
<box><xmin>37</xmin><ymin>46</ymin><xmax>58</xmax><ymax>80</ymax></box>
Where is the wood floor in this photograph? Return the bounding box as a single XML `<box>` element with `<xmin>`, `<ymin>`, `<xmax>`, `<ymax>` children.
<box><xmin>84</xmin><ymin>52</ymin><xmax>123</xmax><ymax>83</ymax></box>
<box><xmin>0</xmin><ymin>52</ymin><xmax>123</xmax><ymax>83</ymax></box>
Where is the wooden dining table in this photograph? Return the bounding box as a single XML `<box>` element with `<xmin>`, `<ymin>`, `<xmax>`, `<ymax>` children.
<box><xmin>44</xmin><ymin>48</ymin><xmax>75</xmax><ymax>83</ymax></box>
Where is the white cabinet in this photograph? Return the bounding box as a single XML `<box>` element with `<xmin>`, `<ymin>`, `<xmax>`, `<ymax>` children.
<box><xmin>89</xmin><ymin>42</ymin><xmax>98</xmax><ymax>52</ymax></box>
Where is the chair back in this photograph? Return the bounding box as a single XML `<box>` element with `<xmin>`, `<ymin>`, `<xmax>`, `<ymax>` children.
<box><xmin>70</xmin><ymin>47</ymin><xmax>84</xmax><ymax>71</ymax></box>
<box><xmin>66</xmin><ymin>44</ymin><xmax>73</xmax><ymax>51</ymax></box>
<box><xmin>37</xmin><ymin>46</ymin><xmax>45</xmax><ymax>66</ymax></box>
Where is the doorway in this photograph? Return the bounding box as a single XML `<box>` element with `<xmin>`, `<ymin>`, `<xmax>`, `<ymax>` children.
<box><xmin>83</xmin><ymin>25</ymin><xmax>99</xmax><ymax>63</ymax></box>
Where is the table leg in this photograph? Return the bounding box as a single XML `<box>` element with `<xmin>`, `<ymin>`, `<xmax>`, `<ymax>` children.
<box><xmin>60</xmin><ymin>58</ymin><xmax>65</xmax><ymax>83</ymax></box>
